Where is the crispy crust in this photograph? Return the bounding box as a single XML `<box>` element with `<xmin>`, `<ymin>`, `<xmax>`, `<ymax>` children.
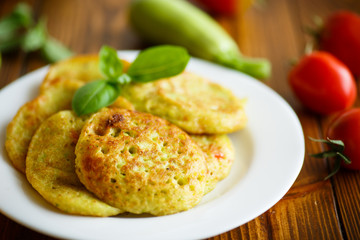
<box><xmin>75</xmin><ymin>108</ymin><xmax>208</xmax><ymax>215</ymax></box>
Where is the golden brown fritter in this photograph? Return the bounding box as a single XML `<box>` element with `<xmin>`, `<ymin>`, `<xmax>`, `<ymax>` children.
<box><xmin>75</xmin><ymin>108</ymin><xmax>208</xmax><ymax>215</ymax></box>
<box><xmin>6</xmin><ymin>80</ymin><xmax>83</xmax><ymax>173</ymax></box>
<box><xmin>191</xmin><ymin>134</ymin><xmax>234</xmax><ymax>194</ymax></box>
<box><xmin>26</xmin><ymin>111</ymin><xmax>122</xmax><ymax>216</ymax></box>
<box><xmin>121</xmin><ymin>72</ymin><xmax>247</xmax><ymax>134</ymax></box>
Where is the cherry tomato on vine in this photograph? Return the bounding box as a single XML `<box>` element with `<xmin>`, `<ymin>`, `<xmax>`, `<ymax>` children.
<box><xmin>288</xmin><ymin>51</ymin><xmax>357</xmax><ymax>115</ymax></box>
<box><xmin>318</xmin><ymin>11</ymin><xmax>360</xmax><ymax>78</ymax></box>
<box><xmin>327</xmin><ymin>108</ymin><xmax>360</xmax><ymax>171</ymax></box>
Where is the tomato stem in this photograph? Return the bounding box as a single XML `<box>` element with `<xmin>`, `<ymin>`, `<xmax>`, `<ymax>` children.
<box><xmin>309</xmin><ymin>137</ymin><xmax>351</xmax><ymax>179</ymax></box>
<box><xmin>324</xmin><ymin>159</ymin><xmax>341</xmax><ymax>180</ymax></box>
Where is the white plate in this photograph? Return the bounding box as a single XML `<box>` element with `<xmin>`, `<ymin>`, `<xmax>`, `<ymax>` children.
<box><xmin>0</xmin><ymin>51</ymin><xmax>304</xmax><ymax>240</ymax></box>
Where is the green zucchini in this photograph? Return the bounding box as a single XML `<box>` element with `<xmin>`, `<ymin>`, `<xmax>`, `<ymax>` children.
<box><xmin>129</xmin><ymin>0</ymin><xmax>271</xmax><ymax>80</ymax></box>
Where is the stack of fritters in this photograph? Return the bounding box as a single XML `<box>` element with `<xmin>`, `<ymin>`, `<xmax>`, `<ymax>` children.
<box><xmin>5</xmin><ymin>55</ymin><xmax>246</xmax><ymax>216</ymax></box>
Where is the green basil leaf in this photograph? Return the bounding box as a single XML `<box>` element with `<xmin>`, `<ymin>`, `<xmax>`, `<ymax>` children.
<box><xmin>72</xmin><ymin>80</ymin><xmax>120</xmax><ymax>116</ymax></box>
<box><xmin>0</xmin><ymin>2</ymin><xmax>33</xmax><ymax>39</ymax></box>
<box><xmin>0</xmin><ymin>36</ymin><xmax>22</xmax><ymax>52</ymax></box>
<box><xmin>99</xmin><ymin>45</ymin><xmax>123</xmax><ymax>79</ymax></box>
<box><xmin>0</xmin><ymin>19</ymin><xmax>21</xmax><ymax>41</ymax></box>
<box><xmin>21</xmin><ymin>18</ymin><xmax>47</xmax><ymax>52</ymax></box>
<box><xmin>40</xmin><ymin>37</ymin><xmax>73</xmax><ymax>62</ymax></box>
<box><xmin>127</xmin><ymin>45</ymin><xmax>190</xmax><ymax>83</ymax></box>
<box><xmin>10</xmin><ymin>2</ymin><xmax>33</xmax><ymax>28</ymax></box>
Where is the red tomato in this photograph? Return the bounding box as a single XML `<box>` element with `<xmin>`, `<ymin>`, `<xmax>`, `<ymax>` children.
<box><xmin>327</xmin><ymin>108</ymin><xmax>360</xmax><ymax>170</ymax></box>
<box><xmin>195</xmin><ymin>0</ymin><xmax>236</xmax><ymax>15</ymax></box>
<box><xmin>289</xmin><ymin>51</ymin><xmax>357</xmax><ymax>115</ymax></box>
<box><xmin>318</xmin><ymin>11</ymin><xmax>360</xmax><ymax>78</ymax></box>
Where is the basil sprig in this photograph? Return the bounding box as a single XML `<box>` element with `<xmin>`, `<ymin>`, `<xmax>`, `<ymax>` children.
<box><xmin>0</xmin><ymin>2</ymin><xmax>73</xmax><ymax>64</ymax></box>
<box><xmin>72</xmin><ymin>45</ymin><xmax>190</xmax><ymax>116</ymax></box>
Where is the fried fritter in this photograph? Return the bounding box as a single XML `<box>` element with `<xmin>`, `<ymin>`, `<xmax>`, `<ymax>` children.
<box><xmin>26</xmin><ymin>111</ymin><xmax>122</xmax><ymax>216</ymax></box>
<box><xmin>121</xmin><ymin>72</ymin><xmax>247</xmax><ymax>134</ymax></box>
<box><xmin>75</xmin><ymin>108</ymin><xmax>208</xmax><ymax>216</ymax></box>
<box><xmin>190</xmin><ymin>134</ymin><xmax>234</xmax><ymax>194</ymax></box>
<box><xmin>6</xmin><ymin>80</ymin><xmax>82</xmax><ymax>173</ymax></box>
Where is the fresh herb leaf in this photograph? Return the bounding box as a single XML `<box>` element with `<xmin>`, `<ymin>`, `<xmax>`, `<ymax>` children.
<box><xmin>21</xmin><ymin>18</ymin><xmax>47</xmax><ymax>52</ymax></box>
<box><xmin>127</xmin><ymin>45</ymin><xmax>190</xmax><ymax>82</ymax></box>
<box><xmin>40</xmin><ymin>37</ymin><xmax>73</xmax><ymax>62</ymax></box>
<box><xmin>0</xmin><ymin>2</ymin><xmax>32</xmax><ymax>39</ymax></box>
<box><xmin>72</xmin><ymin>80</ymin><xmax>120</xmax><ymax>116</ymax></box>
<box><xmin>9</xmin><ymin>2</ymin><xmax>33</xmax><ymax>28</ymax></box>
<box><xmin>99</xmin><ymin>45</ymin><xmax>123</xmax><ymax>79</ymax></box>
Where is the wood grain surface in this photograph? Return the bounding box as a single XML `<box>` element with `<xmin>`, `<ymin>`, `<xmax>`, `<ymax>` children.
<box><xmin>1</xmin><ymin>0</ymin><xmax>360</xmax><ymax>239</ymax></box>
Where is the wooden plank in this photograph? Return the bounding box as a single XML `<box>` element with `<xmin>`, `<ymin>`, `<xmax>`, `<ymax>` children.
<box><xmin>268</xmin><ymin>181</ymin><xmax>343</xmax><ymax>239</ymax></box>
<box><xmin>208</xmin><ymin>182</ymin><xmax>343</xmax><ymax>240</ymax></box>
<box><xmin>38</xmin><ymin>0</ymin><xmax>141</xmax><ymax>54</ymax></box>
<box><xmin>332</xmin><ymin>172</ymin><xmax>360</xmax><ymax>239</ymax></box>
<box><xmin>0</xmin><ymin>214</ymin><xmax>52</xmax><ymax>240</ymax></box>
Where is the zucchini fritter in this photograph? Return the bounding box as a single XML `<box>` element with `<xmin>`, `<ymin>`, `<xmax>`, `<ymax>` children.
<box><xmin>26</xmin><ymin>111</ymin><xmax>122</xmax><ymax>216</ymax></box>
<box><xmin>122</xmin><ymin>72</ymin><xmax>247</xmax><ymax>134</ymax></box>
<box><xmin>75</xmin><ymin>108</ymin><xmax>208</xmax><ymax>215</ymax></box>
<box><xmin>191</xmin><ymin>134</ymin><xmax>234</xmax><ymax>194</ymax></box>
<box><xmin>6</xmin><ymin>80</ymin><xmax>82</xmax><ymax>173</ymax></box>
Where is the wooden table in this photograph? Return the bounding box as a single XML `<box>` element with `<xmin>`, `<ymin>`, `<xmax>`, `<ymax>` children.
<box><xmin>1</xmin><ymin>0</ymin><xmax>360</xmax><ymax>239</ymax></box>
